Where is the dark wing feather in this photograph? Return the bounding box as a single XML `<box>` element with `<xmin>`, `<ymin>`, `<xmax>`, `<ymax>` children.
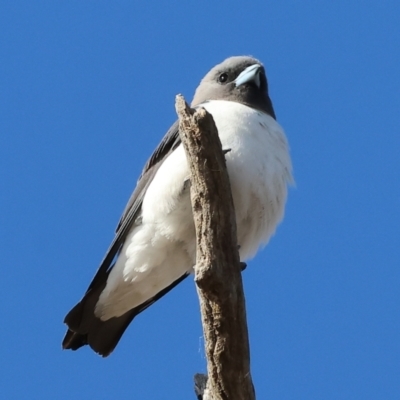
<box><xmin>62</xmin><ymin>120</ymin><xmax>182</xmax><ymax>356</ymax></box>
<box><xmin>116</xmin><ymin>120</ymin><xmax>181</xmax><ymax>232</ymax></box>
<box><xmin>63</xmin><ymin>272</ymin><xmax>189</xmax><ymax>357</ymax></box>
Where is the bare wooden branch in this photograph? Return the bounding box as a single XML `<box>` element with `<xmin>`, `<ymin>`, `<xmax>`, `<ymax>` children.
<box><xmin>175</xmin><ymin>95</ymin><xmax>255</xmax><ymax>400</ymax></box>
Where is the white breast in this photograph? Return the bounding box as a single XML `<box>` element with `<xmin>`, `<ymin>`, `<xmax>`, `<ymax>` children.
<box><xmin>142</xmin><ymin>99</ymin><xmax>293</xmax><ymax>260</ymax></box>
<box><xmin>202</xmin><ymin>100</ymin><xmax>293</xmax><ymax>259</ymax></box>
<box><xmin>97</xmin><ymin>100</ymin><xmax>292</xmax><ymax>319</ymax></box>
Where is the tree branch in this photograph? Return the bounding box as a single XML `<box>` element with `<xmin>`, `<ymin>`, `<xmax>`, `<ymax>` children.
<box><xmin>175</xmin><ymin>95</ymin><xmax>255</xmax><ymax>400</ymax></box>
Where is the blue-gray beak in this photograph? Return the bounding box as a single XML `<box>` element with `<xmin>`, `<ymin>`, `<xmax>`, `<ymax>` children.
<box><xmin>234</xmin><ymin>64</ymin><xmax>262</xmax><ymax>88</ymax></box>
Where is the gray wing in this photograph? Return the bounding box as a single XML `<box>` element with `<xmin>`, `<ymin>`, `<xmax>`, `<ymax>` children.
<box><xmin>88</xmin><ymin>119</ymin><xmax>181</xmax><ymax>291</ymax></box>
<box><xmin>116</xmin><ymin>119</ymin><xmax>181</xmax><ymax>233</ymax></box>
<box><xmin>62</xmin><ymin>120</ymin><xmax>184</xmax><ymax>356</ymax></box>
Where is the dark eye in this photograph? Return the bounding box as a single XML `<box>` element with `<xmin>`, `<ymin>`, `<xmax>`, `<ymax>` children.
<box><xmin>218</xmin><ymin>73</ymin><xmax>228</xmax><ymax>84</ymax></box>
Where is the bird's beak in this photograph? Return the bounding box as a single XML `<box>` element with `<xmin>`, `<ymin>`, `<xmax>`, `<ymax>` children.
<box><xmin>234</xmin><ymin>64</ymin><xmax>262</xmax><ymax>88</ymax></box>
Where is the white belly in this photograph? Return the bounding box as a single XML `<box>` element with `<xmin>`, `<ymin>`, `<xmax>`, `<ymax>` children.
<box><xmin>204</xmin><ymin>100</ymin><xmax>292</xmax><ymax>258</ymax></box>
<box><xmin>96</xmin><ymin>100</ymin><xmax>292</xmax><ymax>319</ymax></box>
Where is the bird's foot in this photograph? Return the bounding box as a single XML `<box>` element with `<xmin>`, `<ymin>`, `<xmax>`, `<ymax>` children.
<box><xmin>182</xmin><ymin>178</ymin><xmax>191</xmax><ymax>192</ymax></box>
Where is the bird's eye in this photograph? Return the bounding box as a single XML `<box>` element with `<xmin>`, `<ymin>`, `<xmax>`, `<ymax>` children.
<box><xmin>218</xmin><ymin>73</ymin><xmax>228</xmax><ymax>84</ymax></box>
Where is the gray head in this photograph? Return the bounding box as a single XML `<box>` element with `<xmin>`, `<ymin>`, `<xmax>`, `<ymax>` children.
<box><xmin>191</xmin><ymin>56</ymin><xmax>276</xmax><ymax>119</ymax></box>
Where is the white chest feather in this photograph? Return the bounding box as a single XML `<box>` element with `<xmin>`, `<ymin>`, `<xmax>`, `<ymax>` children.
<box><xmin>97</xmin><ymin>100</ymin><xmax>292</xmax><ymax>319</ymax></box>
<box><xmin>202</xmin><ymin>100</ymin><xmax>293</xmax><ymax>258</ymax></box>
<box><xmin>142</xmin><ymin>100</ymin><xmax>292</xmax><ymax>258</ymax></box>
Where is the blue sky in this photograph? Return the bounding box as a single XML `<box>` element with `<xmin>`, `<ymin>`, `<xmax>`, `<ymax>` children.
<box><xmin>1</xmin><ymin>1</ymin><xmax>399</xmax><ymax>399</ymax></box>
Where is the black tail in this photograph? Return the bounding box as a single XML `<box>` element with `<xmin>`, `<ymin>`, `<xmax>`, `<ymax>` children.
<box><xmin>62</xmin><ymin>305</ymin><xmax>137</xmax><ymax>357</ymax></box>
<box><xmin>62</xmin><ymin>272</ymin><xmax>189</xmax><ymax>357</ymax></box>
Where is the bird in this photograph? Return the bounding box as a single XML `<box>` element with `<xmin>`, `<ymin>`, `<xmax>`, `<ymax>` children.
<box><xmin>62</xmin><ymin>55</ymin><xmax>293</xmax><ymax>357</ymax></box>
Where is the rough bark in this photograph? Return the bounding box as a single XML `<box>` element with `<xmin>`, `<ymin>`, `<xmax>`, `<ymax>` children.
<box><xmin>175</xmin><ymin>95</ymin><xmax>255</xmax><ymax>400</ymax></box>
